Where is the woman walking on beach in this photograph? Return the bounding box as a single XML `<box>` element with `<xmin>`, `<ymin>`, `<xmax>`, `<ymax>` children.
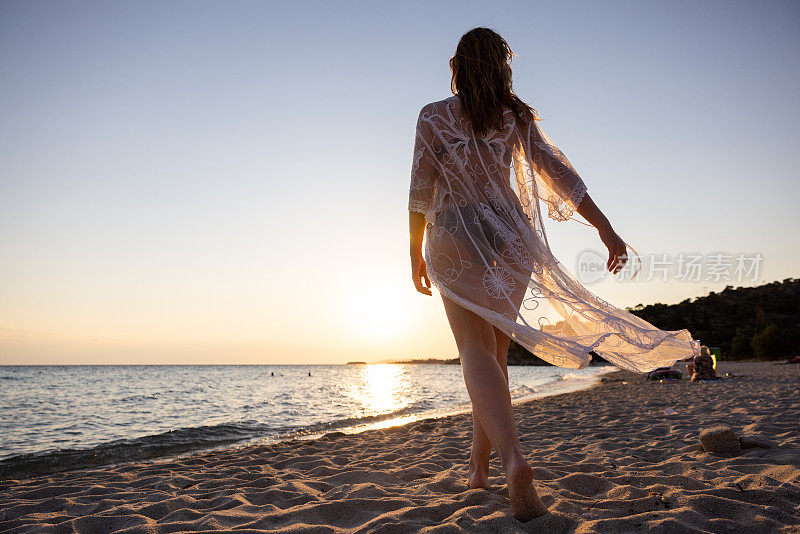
<box><xmin>408</xmin><ymin>27</ymin><xmax>700</xmax><ymax>521</ymax></box>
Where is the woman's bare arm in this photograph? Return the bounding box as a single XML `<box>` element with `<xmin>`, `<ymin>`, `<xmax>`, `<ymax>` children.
<box><xmin>409</xmin><ymin>211</ymin><xmax>432</xmax><ymax>295</ymax></box>
<box><xmin>576</xmin><ymin>193</ymin><xmax>628</xmax><ymax>274</ymax></box>
<box><xmin>409</xmin><ymin>211</ymin><xmax>426</xmax><ymax>255</ymax></box>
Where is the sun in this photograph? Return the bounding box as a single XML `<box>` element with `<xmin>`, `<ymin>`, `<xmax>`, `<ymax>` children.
<box><xmin>343</xmin><ymin>280</ymin><xmax>415</xmax><ymax>340</ymax></box>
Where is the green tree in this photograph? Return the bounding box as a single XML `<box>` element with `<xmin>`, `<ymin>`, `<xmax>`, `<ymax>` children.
<box><xmin>751</xmin><ymin>324</ymin><xmax>783</xmax><ymax>360</ymax></box>
<box><xmin>731</xmin><ymin>325</ymin><xmax>756</xmax><ymax>358</ymax></box>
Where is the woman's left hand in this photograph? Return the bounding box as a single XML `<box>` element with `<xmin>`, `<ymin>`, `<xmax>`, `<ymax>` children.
<box><xmin>599</xmin><ymin>227</ymin><xmax>628</xmax><ymax>274</ymax></box>
<box><xmin>411</xmin><ymin>252</ymin><xmax>432</xmax><ymax>296</ymax></box>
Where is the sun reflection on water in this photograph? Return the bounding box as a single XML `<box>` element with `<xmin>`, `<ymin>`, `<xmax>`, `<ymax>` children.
<box><xmin>346</xmin><ymin>364</ymin><xmax>411</xmax><ymax>417</ymax></box>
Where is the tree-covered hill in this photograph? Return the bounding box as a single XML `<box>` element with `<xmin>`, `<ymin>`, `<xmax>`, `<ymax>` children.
<box><xmin>627</xmin><ymin>278</ymin><xmax>800</xmax><ymax>360</ymax></box>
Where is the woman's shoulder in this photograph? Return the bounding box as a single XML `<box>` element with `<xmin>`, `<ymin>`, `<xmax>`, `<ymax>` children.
<box><xmin>418</xmin><ymin>96</ymin><xmax>458</xmax><ymax>114</ymax></box>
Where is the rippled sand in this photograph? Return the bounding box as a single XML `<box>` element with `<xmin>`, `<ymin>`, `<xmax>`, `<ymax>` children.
<box><xmin>1</xmin><ymin>361</ymin><xmax>798</xmax><ymax>533</ymax></box>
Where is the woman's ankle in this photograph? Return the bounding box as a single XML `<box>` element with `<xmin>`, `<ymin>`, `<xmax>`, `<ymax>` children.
<box><xmin>470</xmin><ymin>446</ymin><xmax>491</xmax><ymax>463</ymax></box>
<box><xmin>499</xmin><ymin>448</ymin><xmax>527</xmax><ymax>472</ymax></box>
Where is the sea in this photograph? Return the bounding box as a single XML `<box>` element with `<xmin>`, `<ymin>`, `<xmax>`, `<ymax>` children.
<box><xmin>0</xmin><ymin>364</ymin><xmax>615</xmax><ymax>478</ymax></box>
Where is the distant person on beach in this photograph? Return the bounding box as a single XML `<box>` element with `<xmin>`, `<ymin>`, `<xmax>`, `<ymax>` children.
<box><xmin>407</xmin><ymin>27</ymin><xmax>701</xmax><ymax>521</ymax></box>
<box><xmin>687</xmin><ymin>346</ymin><xmax>719</xmax><ymax>381</ymax></box>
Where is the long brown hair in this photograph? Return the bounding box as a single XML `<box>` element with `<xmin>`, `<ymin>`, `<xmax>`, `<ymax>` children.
<box><xmin>450</xmin><ymin>27</ymin><xmax>537</xmax><ymax>137</ymax></box>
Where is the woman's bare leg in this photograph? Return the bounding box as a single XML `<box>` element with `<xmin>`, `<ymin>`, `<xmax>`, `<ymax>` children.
<box><xmin>467</xmin><ymin>325</ymin><xmax>511</xmax><ymax>489</ymax></box>
<box><xmin>441</xmin><ymin>294</ymin><xmax>547</xmax><ymax>520</ymax></box>
<box><xmin>467</xmin><ymin>264</ymin><xmax>529</xmax><ymax>489</ymax></box>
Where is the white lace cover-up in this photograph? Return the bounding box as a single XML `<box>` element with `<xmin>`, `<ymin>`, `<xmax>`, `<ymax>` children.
<box><xmin>408</xmin><ymin>96</ymin><xmax>700</xmax><ymax>371</ymax></box>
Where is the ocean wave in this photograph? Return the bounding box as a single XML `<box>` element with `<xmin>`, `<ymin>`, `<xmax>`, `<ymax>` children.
<box><xmin>120</xmin><ymin>393</ymin><xmax>162</xmax><ymax>402</ymax></box>
<box><xmin>0</xmin><ymin>400</ymin><xmax>437</xmax><ymax>479</ymax></box>
<box><xmin>508</xmin><ymin>385</ymin><xmax>537</xmax><ymax>399</ymax></box>
<box><xmin>560</xmin><ymin>373</ymin><xmax>592</xmax><ymax>381</ymax></box>
<box><xmin>0</xmin><ymin>421</ymin><xmax>270</xmax><ymax>480</ymax></box>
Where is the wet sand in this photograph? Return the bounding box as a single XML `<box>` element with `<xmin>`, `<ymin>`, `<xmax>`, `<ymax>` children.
<box><xmin>1</xmin><ymin>361</ymin><xmax>798</xmax><ymax>533</ymax></box>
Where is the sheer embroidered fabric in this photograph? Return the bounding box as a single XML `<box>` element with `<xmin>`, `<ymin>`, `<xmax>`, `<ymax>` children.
<box><xmin>408</xmin><ymin>96</ymin><xmax>700</xmax><ymax>371</ymax></box>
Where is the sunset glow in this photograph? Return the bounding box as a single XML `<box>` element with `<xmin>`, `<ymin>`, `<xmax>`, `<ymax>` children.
<box><xmin>343</xmin><ymin>282</ymin><xmax>415</xmax><ymax>341</ymax></box>
<box><xmin>0</xmin><ymin>2</ymin><xmax>797</xmax><ymax>365</ymax></box>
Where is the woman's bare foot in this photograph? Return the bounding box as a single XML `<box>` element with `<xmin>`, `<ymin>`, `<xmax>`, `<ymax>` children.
<box><xmin>467</xmin><ymin>455</ymin><xmax>490</xmax><ymax>489</ymax></box>
<box><xmin>504</xmin><ymin>453</ymin><xmax>548</xmax><ymax>521</ymax></box>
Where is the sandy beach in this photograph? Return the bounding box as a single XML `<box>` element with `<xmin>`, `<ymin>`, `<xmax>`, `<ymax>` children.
<box><xmin>1</xmin><ymin>361</ymin><xmax>798</xmax><ymax>533</ymax></box>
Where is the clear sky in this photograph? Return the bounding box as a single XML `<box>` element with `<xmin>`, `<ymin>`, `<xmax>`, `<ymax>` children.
<box><xmin>1</xmin><ymin>0</ymin><xmax>798</xmax><ymax>364</ymax></box>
